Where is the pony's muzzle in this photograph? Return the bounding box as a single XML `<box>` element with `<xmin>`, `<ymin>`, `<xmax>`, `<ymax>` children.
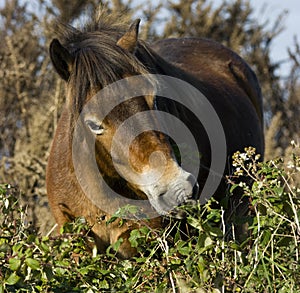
<box><xmin>172</xmin><ymin>175</ymin><xmax>199</xmax><ymax>219</ymax></box>
<box><xmin>146</xmin><ymin>172</ymin><xmax>200</xmax><ymax>218</ymax></box>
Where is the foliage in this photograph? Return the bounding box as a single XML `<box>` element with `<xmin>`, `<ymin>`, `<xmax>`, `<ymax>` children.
<box><xmin>1</xmin><ymin>147</ymin><xmax>299</xmax><ymax>292</ymax></box>
<box><xmin>0</xmin><ymin>0</ymin><xmax>299</xmax><ymax>234</ymax></box>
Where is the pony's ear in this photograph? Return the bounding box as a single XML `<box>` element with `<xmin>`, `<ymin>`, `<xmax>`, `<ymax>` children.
<box><xmin>49</xmin><ymin>39</ymin><xmax>74</xmax><ymax>81</ymax></box>
<box><xmin>116</xmin><ymin>19</ymin><xmax>141</xmax><ymax>53</ymax></box>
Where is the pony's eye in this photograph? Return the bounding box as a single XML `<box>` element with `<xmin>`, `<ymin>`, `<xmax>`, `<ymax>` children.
<box><xmin>85</xmin><ymin>119</ymin><xmax>104</xmax><ymax>135</ymax></box>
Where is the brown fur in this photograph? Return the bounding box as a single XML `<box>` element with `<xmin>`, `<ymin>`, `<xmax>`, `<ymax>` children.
<box><xmin>47</xmin><ymin>10</ymin><xmax>264</xmax><ymax>258</ymax></box>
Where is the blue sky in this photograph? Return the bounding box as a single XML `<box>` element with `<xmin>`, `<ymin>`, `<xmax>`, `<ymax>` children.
<box><xmin>248</xmin><ymin>0</ymin><xmax>300</xmax><ymax>76</ymax></box>
<box><xmin>180</xmin><ymin>0</ymin><xmax>299</xmax><ymax>76</ymax></box>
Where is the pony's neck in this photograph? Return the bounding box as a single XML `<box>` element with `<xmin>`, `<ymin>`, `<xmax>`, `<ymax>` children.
<box><xmin>135</xmin><ymin>41</ymin><xmax>203</xmax><ymax>90</ymax></box>
<box><xmin>135</xmin><ymin>42</ymin><xmax>179</xmax><ymax>76</ymax></box>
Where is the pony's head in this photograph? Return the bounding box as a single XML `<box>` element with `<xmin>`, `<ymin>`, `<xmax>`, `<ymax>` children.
<box><xmin>49</xmin><ymin>14</ymin><xmax>199</xmax><ymax>218</ymax></box>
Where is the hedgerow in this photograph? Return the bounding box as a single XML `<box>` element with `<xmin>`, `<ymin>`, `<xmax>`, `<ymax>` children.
<box><xmin>0</xmin><ymin>148</ymin><xmax>299</xmax><ymax>292</ymax></box>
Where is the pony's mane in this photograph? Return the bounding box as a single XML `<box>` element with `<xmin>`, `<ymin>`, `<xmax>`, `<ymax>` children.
<box><xmin>55</xmin><ymin>8</ymin><xmax>150</xmax><ymax>114</ymax></box>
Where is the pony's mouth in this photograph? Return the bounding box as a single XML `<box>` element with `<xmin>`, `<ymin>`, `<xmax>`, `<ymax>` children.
<box><xmin>147</xmin><ymin>179</ymin><xmax>200</xmax><ymax>219</ymax></box>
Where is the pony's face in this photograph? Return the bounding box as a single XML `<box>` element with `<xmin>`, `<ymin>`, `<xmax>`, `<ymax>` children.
<box><xmin>82</xmin><ymin>91</ymin><xmax>199</xmax><ymax>217</ymax></box>
<box><xmin>49</xmin><ymin>21</ymin><xmax>199</xmax><ymax>218</ymax></box>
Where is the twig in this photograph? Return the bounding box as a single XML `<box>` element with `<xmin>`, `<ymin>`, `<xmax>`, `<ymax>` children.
<box><xmin>254</xmin><ymin>206</ymin><xmax>260</xmax><ymax>263</ymax></box>
<box><xmin>157</xmin><ymin>237</ymin><xmax>176</xmax><ymax>293</ymax></box>
<box><xmin>221</xmin><ymin>206</ymin><xmax>226</xmax><ymax>293</ymax></box>
<box><xmin>232</xmin><ymin>223</ymin><xmax>237</xmax><ymax>280</ymax></box>
<box><xmin>46</xmin><ymin>223</ymin><xmax>58</xmax><ymax>237</ymax></box>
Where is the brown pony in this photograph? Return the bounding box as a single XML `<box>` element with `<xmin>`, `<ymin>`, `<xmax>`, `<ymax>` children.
<box><xmin>47</xmin><ymin>10</ymin><xmax>264</xmax><ymax>258</ymax></box>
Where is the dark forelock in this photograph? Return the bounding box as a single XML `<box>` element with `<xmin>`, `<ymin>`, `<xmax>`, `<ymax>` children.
<box><xmin>55</xmin><ymin>9</ymin><xmax>149</xmax><ymax>114</ymax></box>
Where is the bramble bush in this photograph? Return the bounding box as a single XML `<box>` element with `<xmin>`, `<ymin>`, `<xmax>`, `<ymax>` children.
<box><xmin>0</xmin><ymin>147</ymin><xmax>299</xmax><ymax>292</ymax></box>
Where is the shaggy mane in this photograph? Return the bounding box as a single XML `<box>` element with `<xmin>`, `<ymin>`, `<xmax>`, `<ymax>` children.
<box><xmin>54</xmin><ymin>8</ymin><xmax>150</xmax><ymax>114</ymax></box>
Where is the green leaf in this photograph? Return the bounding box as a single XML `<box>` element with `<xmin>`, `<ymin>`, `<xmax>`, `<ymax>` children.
<box><xmin>176</xmin><ymin>240</ymin><xmax>190</xmax><ymax>256</ymax></box>
<box><xmin>0</xmin><ymin>243</ymin><xmax>10</xmax><ymax>253</ymax></box>
<box><xmin>8</xmin><ymin>258</ymin><xmax>21</xmax><ymax>271</ymax></box>
<box><xmin>135</xmin><ymin>257</ymin><xmax>147</xmax><ymax>263</ymax></box>
<box><xmin>0</xmin><ymin>185</ymin><xmax>6</xmax><ymax>194</ymax></box>
<box><xmin>139</xmin><ymin>226</ymin><xmax>150</xmax><ymax>235</ymax></box>
<box><xmin>178</xmin><ymin>245</ymin><xmax>190</xmax><ymax>256</ymax></box>
<box><xmin>5</xmin><ymin>272</ymin><xmax>20</xmax><ymax>285</ymax></box>
<box><xmin>40</xmin><ymin>241</ymin><xmax>50</xmax><ymax>253</ymax></box>
<box><xmin>55</xmin><ymin>267</ymin><xmax>68</xmax><ymax>276</ymax></box>
<box><xmin>27</xmin><ymin>234</ymin><xmax>36</xmax><ymax>243</ymax></box>
<box><xmin>44</xmin><ymin>266</ymin><xmax>54</xmax><ymax>280</ymax></box>
<box><xmin>107</xmin><ymin>205</ymin><xmax>140</xmax><ymax>226</ymax></box>
<box><xmin>187</xmin><ymin>217</ymin><xmax>203</xmax><ymax>230</ymax></box>
<box><xmin>98</xmin><ymin>279</ymin><xmax>109</xmax><ymax>289</ymax></box>
<box><xmin>98</xmin><ymin>269</ymin><xmax>110</xmax><ymax>275</ymax></box>
<box><xmin>197</xmin><ymin>234</ymin><xmax>214</xmax><ymax>252</ymax></box>
<box><xmin>78</xmin><ymin>267</ymin><xmax>90</xmax><ymax>275</ymax></box>
<box><xmin>261</xmin><ymin>230</ymin><xmax>271</xmax><ymax>247</ymax></box>
<box><xmin>129</xmin><ymin>229</ymin><xmax>141</xmax><ymax>248</ymax></box>
<box><xmin>106</xmin><ymin>215</ymin><xmax>118</xmax><ymax>225</ymax></box>
<box><xmin>112</xmin><ymin>238</ymin><xmax>123</xmax><ymax>252</ymax></box>
<box><xmin>25</xmin><ymin>258</ymin><xmax>40</xmax><ymax>270</ymax></box>
<box><xmin>42</xmin><ymin>236</ymin><xmax>49</xmax><ymax>242</ymax></box>
<box><xmin>12</xmin><ymin>243</ymin><xmax>23</xmax><ymax>254</ymax></box>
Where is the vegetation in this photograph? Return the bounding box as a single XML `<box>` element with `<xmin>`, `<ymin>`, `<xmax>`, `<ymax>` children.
<box><xmin>0</xmin><ymin>0</ymin><xmax>300</xmax><ymax>292</ymax></box>
<box><xmin>0</xmin><ymin>148</ymin><xmax>299</xmax><ymax>292</ymax></box>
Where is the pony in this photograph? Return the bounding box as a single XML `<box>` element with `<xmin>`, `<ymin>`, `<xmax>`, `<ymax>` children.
<box><xmin>47</xmin><ymin>9</ymin><xmax>264</xmax><ymax>258</ymax></box>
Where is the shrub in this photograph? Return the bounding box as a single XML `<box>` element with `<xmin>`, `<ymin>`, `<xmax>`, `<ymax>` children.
<box><xmin>0</xmin><ymin>148</ymin><xmax>299</xmax><ymax>292</ymax></box>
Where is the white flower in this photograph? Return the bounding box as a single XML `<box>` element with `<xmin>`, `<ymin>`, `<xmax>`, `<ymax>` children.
<box><xmin>239</xmin><ymin>153</ymin><xmax>248</xmax><ymax>160</ymax></box>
